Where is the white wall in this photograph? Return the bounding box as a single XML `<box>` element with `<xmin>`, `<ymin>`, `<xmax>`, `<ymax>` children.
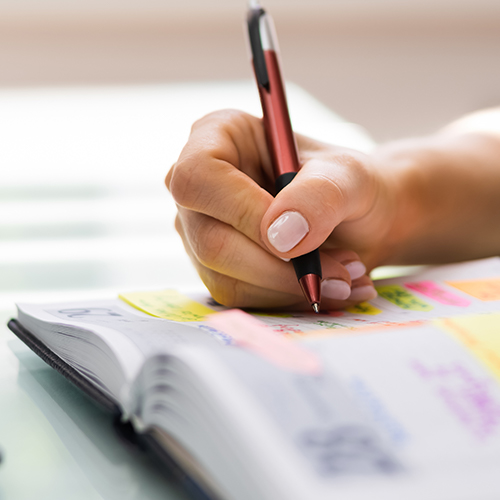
<box><xmin>1</xmin><ymin>0</ymin><xmax>500</xmax><ymax>141</ymax></box>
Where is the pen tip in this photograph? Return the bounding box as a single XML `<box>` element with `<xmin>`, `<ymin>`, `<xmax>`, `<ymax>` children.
<box><xmin>312</xmin><ymin>303</ymin><xmax>320</xmax><ymax>314</ymax></box>
<box><xmin>248</xmin><ymin>0</ymin><xmax>261</xmax><ymax>9</ymax></box>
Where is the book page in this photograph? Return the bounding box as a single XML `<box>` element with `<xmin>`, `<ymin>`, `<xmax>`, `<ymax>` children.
<box><xmin>120</xmin><ymin>258</ymin><xmax>500</xmax><ymax>338</ymax></box>
<box><xmin>16</xmin><ymin>258</ymin><xmax>500</xmax><ymax>397</ymax></box>
<box><xmin>14</xmin><ymin>257</ymin><xmax>500</xmax><ymax>499</ymax></box>
<box><xmin>192</xmin><ymin>311</ymin><xmax>500</xmax><ymax>500</ymax></box>
<box><xmin>18</xmin><ymin>298</ymin><xmax>220</xmax><ymax>360</ymax></box>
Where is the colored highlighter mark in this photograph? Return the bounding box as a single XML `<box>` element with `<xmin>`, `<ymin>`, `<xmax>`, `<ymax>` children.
<box><xmin>405</xmin><ymin>281</ymin><xmax>471</xmax><ymax>307</ymax></box>
<box><xmin>269</xmin><ymin>323</ymin><xmax>304</xmax><ymax>336</ymax></box>
<box><xmin>314</xmin><ymin>320</ymin><xmax>346</xmax><ymax>329</ymax></box>
<box><xmin>446</xmin><ymin>278</ymin><xmax>500</xmax><ymax>301</ymax></box>
<box><xmin>345</xmin><ymin>302</ymin><xmax>382</xmax><ymax>316</ymax></box>
<box><xmin>119</xmin><ymin>290</ymin><xmax>215</xmax><ymax>322</ymax></box>
<box><xmin>376</xmin><ymin>285</ymin><xmax>433</xmax><ymax>311</ymax></box>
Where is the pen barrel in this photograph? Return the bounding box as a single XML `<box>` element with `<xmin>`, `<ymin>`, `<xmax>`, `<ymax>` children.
<box><xmin>258</xmin><ymin>50</ymin><xmax>301</xmax><ymax>179</ymax></box>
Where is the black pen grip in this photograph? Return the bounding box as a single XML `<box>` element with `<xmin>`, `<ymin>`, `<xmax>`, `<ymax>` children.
<box><xmin>275</xmin><ymin>172</ymin><xmax>297</xmax><ymax>194</ymax></box>
<box><xmin>275</xmin><ymin>173</ymin><xmax>322</xmax><ymax>280</ymax></box>
<box><xmin>292</xmin><ymin>249</ymin><xmax>322</xmax><ymax>280</ymax></box>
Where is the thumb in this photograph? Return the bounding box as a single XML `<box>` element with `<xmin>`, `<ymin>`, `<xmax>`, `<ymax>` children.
<box><xmin>260</xmin><ymin>156</ymin><xmax>376</xmax><ymax>258</ymax></box>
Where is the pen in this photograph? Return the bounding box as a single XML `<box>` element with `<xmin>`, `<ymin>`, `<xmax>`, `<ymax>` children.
<box><xmin>247</xmin><ymin>3</ymin><xmax>322</xmax><ymax>313</ymax></box>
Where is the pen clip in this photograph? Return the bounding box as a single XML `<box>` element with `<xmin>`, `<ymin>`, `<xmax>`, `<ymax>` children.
<box><xmin>247</xmin><ymin>7</ymin><xmax>269</xmax><ymax>91</ymax></box>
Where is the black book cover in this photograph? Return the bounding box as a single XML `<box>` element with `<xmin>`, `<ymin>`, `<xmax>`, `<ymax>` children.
<box><xmin>7</xmin><ymin>318</ymin><xmax>216</xmax><ymax>500</ymax></box>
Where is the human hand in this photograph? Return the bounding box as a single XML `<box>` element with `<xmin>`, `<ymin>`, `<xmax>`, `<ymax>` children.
<box><xmin>166</xmin><ymin>110</ymin><xmax>398</xmax><ymax>310</ymax></box>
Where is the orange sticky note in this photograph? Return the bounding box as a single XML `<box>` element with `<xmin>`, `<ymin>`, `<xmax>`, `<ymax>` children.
<box><xmin>446</xmin><ymin>278</ymin><xmax>500</xmax><ymax>301</ymax></box>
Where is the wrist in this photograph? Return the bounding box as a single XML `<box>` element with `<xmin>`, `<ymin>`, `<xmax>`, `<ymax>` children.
<box><xmin>372</xmin><ymin>139</ymin><xmax>432</xmax><ymax>264</ymax></box>
<box><xmin>371</xmin><ymin>136</ymin><xmax>460</xmax><ymax>265</ymax></box>
<box><xmin>372</xmin><ymin>131</ymin><xmax>500</xmax><ymax>264</ymax></box>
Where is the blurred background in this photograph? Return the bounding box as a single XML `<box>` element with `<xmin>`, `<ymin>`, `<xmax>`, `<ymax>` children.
<box><xmin>2</xmin><ymin>0</ymin><xmax>500</xmax><ymax>140</ymax></box>
<box><xmin>2</xmin><ymin>0</ymin><xmax>500</xmax><ymax>306</ymax></box>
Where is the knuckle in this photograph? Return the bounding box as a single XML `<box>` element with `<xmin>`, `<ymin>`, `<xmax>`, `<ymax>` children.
<box><xmin>174</xmin><ymin>214</ymin><xmax>183</xmax><ymax>234</ymax></box>
<box><xmin>345</xmin><ymin>250</ymin><xmax>361</xmax><ymax>263</ymax></box>
<box><xmin>334</xmin><ymin>152</ymin><xmax>372</xmax><ymax>187</ymax></box>
<box><xmin>308</xmin><ymin>170</ymin><xmax>345</xmax><ymax>209</ymax></box>
<box><xmin>209</xmin><ymin>276</ymin><xmax>246</xmax><ymax>309</ymax></box>
<box><xmin>191</xmin><ymin>219</ymin><xmax>231</xmax><ymax>271</ymax></box>
<box><xmin>169</xmin><ymin>159</ymin><xmax>203</xmax><ymax>208</ymax></box>
<box><xmin>191</xmin><ymin>109</ymin><xmax>249</xmax><ymax>134</ymax></box>
<box><xmin>232</xmin><ymin>200</ymin><xmax>253</xmax><ymax>235</ymax></box>
<box><xmin>199</xmin><ymin>271</ymin><xmax>232</xmax><ymax>308</ymax></box>
<box><xmin>165</xmin><ymin>163</ymin><xmax>176</xmax><ymax>191</ymax></box>
<box><xmin>172</xmin><ymin>109</ymin><xmax>258</xmax><ymax>209</ymax></box>
<box><xmin>336</xmin><ymin>248</ymin><xmax>361</xmax><ymax>263</ymax></box>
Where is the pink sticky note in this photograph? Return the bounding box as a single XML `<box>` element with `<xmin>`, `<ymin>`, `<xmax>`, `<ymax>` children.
<box><xmin>405</xmin><ymin>281</ymin><xmax>471</xmax><ymax>307</ymax></box>
<box><xmin>207</xmin><ymin>309</ymin><xmax>322</xmax><ymax>375</ymax></box>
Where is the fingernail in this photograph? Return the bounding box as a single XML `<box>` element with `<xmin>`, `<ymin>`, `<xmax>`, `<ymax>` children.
<box><xmin>344</xmin><ymin>261</ymin><xmax>366</xmax><ymax>280</ymax></box>
<box><xmin>267</xmin><ymin>211</ymin><xmax>309</xmax><ymax>253</ymax></box>
<box><xmin>349</xmin><ymin>285</ymin><xmax>377</xmax><ymax>302</ymax></box>
<box><xmin>321</xmin><ymin>279</ymin><xmax>351</xmax><ymax>300</ymax></box>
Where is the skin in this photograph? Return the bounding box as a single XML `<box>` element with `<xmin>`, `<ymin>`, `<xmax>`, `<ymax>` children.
<box><xmin>166</xmin><ymin>108</ymin><xmax>500</xmax><ymax>310</ymax></box>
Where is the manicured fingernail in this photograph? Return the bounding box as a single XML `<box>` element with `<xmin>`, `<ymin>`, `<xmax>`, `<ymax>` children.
<box><xmin>267</xmin><ymin>211</ymin><xmax>309</xmax><ymax>253</ymax></box>
<box><xmin>344</xmin><ymin>261</ymin><xmax>366</xmax><ymax>280</ymax></box>
<box><xmin>349</xmin><ymin>285</ymin><xmax>377</xmax><ymax>302</ymax></box>
<box><xmin>321</xmin><ymin>279</ymin><xmax>351</xmax><ymax>300</ymax></box>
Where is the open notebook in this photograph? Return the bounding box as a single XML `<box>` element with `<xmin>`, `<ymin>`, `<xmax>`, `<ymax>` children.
<box><xmin>8</xmin><ymin>257</ymin><xmax>500</xmax><ymax>500</ymax></box>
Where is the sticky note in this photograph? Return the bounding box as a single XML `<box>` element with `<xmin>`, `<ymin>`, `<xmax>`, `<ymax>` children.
<box><xmin>376</xmin><ymin>285</ymin><xmax>433</xmax><ymax>311</ymax></box>
<box><xmin>440</xmin><ymin>313</ymin><xmax>500</xmax><ymax>382</ymax></box>
<box><xmin>405</xmin><ymin>281</ymin><xmax>471</xmax><ymax>307</ymax></box>
<box><xmin>119</xmin><ymin>290</ymin><xmax>215</xmax><ymax>322</ymax></box>
<box><xmin>446</xmin><ymin>278</ymin><xmax>500</xmax><ymax>301</ymax></box>
<box><xmin>345</xmin><ymin>302</ymin><xmax>382</xmax><ymax>315</ymax></box>
<box><xmin>208</xmin><ymin>309</ymin><xmax>321</xmax><ymax>375</ymax></box>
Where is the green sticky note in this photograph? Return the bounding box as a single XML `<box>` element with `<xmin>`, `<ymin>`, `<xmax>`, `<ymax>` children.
<box><xmin>376</xmin><ymin>285</ymin><xmax>433</xmax><ymax>311</ymax></box>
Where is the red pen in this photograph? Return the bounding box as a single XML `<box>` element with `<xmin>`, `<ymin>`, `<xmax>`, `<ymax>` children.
<box><xmin>247</xmin><ymin>3</ymin><xmax>322</xmax><ymax>313</ymax></box>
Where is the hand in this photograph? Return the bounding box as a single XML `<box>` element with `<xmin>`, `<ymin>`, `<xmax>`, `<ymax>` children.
<box><xmin>166</xmin><ymin>110</ymin><xmax>397</xmax><ymax>310</ymax></box>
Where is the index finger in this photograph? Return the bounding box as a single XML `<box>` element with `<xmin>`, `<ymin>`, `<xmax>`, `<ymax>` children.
<box><xmin>167</xmin><ymin>110</ymin><xmax>275</xmax><ymax>246</ymax></box>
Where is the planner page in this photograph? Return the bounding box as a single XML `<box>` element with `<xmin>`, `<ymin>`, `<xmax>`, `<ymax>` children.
<box><xmin>189</xmin><ymin>310</ymin><xmax>500</xmax><ymax>500</ymax></box>
<box><xmin>16</xmin><ymin>299</ymin><xmax>220</xmax><ymax>409</ymax></box>
<box><xmin>120</xmin><ymin>257</ymin><xmax>500</xmax><ymax>337</ymax></box>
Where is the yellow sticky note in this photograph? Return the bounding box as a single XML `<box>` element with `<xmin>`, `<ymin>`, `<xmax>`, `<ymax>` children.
<box><xmin>119</xmin><ymin>290</ymin><xmax>215</xmax><ymax>322</ymax></box>
<box><xmin>446</xmin><ymin>278</ymin><xmax>500</xmax><ymax>301</ymax></box>
<box><xmin>440</xmin><ymin>313</ymin><xmax>500</xmax><ymax>382</ymax></box>
<box><xmin>345</xmin><ymin>302</ymin><xmax>382</xmax><ymax>315</ymax></box>
<box><xmin>376</xmin><ymin>285</ymin><xmax>433</xmax><ymax>311</ymax></box>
